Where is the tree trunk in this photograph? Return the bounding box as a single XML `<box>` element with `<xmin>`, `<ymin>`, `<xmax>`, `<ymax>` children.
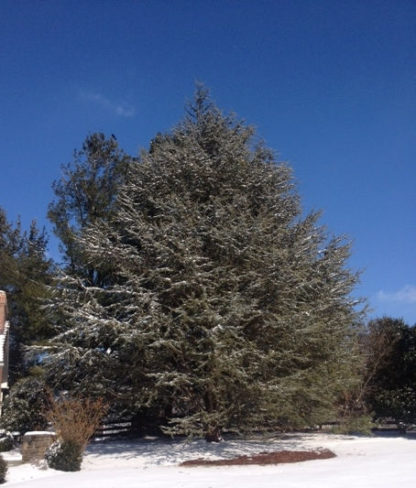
<box><xmin>205</xmin><ymin>426</ymin><xmax>223</xmax><ymax>442</ymax></box>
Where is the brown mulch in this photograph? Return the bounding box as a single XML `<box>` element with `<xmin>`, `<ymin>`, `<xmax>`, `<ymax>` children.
<box><xmin>180</xmin><ymin>449</ymin><xmax>336</xmax><ymax>467</ymax></box>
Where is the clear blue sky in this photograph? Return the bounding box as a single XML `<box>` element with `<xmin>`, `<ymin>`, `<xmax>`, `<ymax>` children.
<box><xmin>1</xmin><ymin>0</ymin><xmax>415</xmax><ymax>324</ymax></box>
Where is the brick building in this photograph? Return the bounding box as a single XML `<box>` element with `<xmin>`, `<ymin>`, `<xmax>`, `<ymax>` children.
<box><xmin>0</xmin><ymin>291</ymin><xmax>10</xmax><ymax>407</ymax></box>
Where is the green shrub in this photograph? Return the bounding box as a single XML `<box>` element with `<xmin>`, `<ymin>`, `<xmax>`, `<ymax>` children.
<box><xmin>45</xmin><ymin>440</ymin><xmax>82</xmax><ymax>472</ymax></box>
<box><xmin>0</xmin><ymin>376</ymin><xmax>49</xmax><ymax>433</ymax></box>
<box><xmin>0</xmin><ymin>435</ymin><xmax>14</xmax><ymax>452</ymax></box>
<box><xmin>0</xmin><ymin>455</ymin><xmax>8</xmax><ymax>483</ymax></box>
<box><xmin>333</xmin><ymin>415</ymin><xmax>374</xmax><ymax>435</ymax></box>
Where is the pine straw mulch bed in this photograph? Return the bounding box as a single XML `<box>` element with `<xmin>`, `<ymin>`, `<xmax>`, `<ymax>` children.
<box><xmin>180</xmin><ymin>448</ymin><xmax>336</xmax><ymax>467</ymax></box>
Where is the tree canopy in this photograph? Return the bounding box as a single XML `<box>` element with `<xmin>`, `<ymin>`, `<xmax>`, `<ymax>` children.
<box><xmin>48</xmin><ymin>132</ymin><xmax>132</xmax><ymax>285</ymax></box>
<box><xmin>364</xmin><ymin>316</ymin><xmax>416</xmax><ymax>428</ymax></box>
<box><xmin>0</xmin><ymin>208</ymin><xmax>54</xmax><ymax>382</ymax></box>
<box><xmin>45</xmin><ymin>89</ymin><xmax>364</xmax><ymax>437</ymax></box>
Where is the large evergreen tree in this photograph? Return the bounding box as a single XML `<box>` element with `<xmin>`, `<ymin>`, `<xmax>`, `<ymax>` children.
<box><xmin>46</xmin><ymin>89</ymin><xmax>364</xmax><ymax>438</ymax></box>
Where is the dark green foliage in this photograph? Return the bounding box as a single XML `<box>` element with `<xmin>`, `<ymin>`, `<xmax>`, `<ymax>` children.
<box><xmin>0</xmin><ymin>435</ymin><xmax>14</xmax><ymax>453</ymax></box>
<box><xmin>365</xmin><ymin>317</ymin><xmax>416</xmax><ymax>427</ymax></box>
<box><xmin>0</xmin><ymin>209</ymin><xmax>55</xmax><ymax>382</ymax></box>
<box><xmin>48</xmin><ymin>132</ymin><xmax>132</xmax><ymax>285</ymax></box>
<box><xmin>45</xmin><ymin>440</ymin><xmax>82</xmax><ymax>472</ymax></box>
<box><xmin>0</xmin><ymin>455</ymin><xmax>7</xmax><ymax>483</ymax></box>
<box><xmin>46</xmin><ymin>88</ymin><xmax>364</xmax><ymax>436</ymax></box>
<box><xmin>0</xmin><ymin>376</ymin><xmax>49</xmax><ymax>433</ymax></box>
<box><xmin>332</xmin><ymin>414</ymin><xmax>374</xmax><ymax>435</ymax></box>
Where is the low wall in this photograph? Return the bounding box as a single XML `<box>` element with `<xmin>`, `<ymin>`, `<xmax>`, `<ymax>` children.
<box><xmin>21</xmin><ymin>431</ymin><xmax>57</xmax><ymax>463</ymax></box>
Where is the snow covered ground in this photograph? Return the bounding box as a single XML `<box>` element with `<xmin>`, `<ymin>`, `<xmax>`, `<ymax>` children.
<box><xmin>4</xmin><ymin>433</ymin><xmax>416</xmax><ymax>487</ymax></box>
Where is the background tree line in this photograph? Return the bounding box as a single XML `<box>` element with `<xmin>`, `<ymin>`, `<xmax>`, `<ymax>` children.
<box><xmin>1</xmin><ymin>89</ymin><xmax>414</xmax><ymax>438</ymax></box>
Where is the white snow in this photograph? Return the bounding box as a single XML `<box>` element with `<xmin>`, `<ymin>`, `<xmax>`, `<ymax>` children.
<box><xmin>4</xmin><ymin>433</ymin><xmax>416</xmax><ymax>487</ymax></box>
<box><xmin>23</xmin><ymin>432</ymin><xmax>55</xmax><ymax>437</ymax></box>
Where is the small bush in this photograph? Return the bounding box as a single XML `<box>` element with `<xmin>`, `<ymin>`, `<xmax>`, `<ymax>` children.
<box><xmin>0</xmin><ymin>376</ymin><xmax>49</xmax><ymax>433</ymax></box>
<box><xmin>47</xmin><ymin>395</ymin><xmax>108</xmax><ymax>450</ymax></box>
<box><xmin>333</xmin><ymin>415</ymin><xmax>374</xmax><ymax>435</ymax></box>
<box><xmin>0</xmin><ymin>434</ymin><xmax>14</xmax><ymax>452</ymax></box>
<box><xmin>45</xmin><ymin>440</ymin><xmax>82</xmax><ymax>472</ymax></box>
<box><xmin>45</xmin><ymin>395</ymin><xmax>107</xmax><ymax>471</ymax></box>
<box><xmin>0</xmin><ymin>455</ymin><xmax>8</xmax><ymax>483</ymax></box>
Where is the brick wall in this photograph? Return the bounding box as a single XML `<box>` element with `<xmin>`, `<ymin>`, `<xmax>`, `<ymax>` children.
<box><xmin>0</xmin><ymin>291</ymin><xmax>9</xmax><ymax>407</ymax></box>
<box><xmin>22</xmin><ymin>432</ymin><xmax>57</xmax><ymax>463</ymax></box>
<box><xmin>0</xmin><ymin>291</ymin><xmax>6</xmax><ymax>334</ymax></box>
